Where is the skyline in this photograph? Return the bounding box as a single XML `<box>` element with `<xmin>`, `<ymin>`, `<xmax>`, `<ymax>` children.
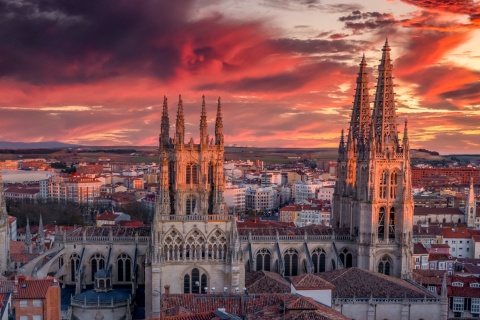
<box><xmin>0</xmin><ymin>0</ymin><xmax>479</xmax><ymax>154</ymax></box>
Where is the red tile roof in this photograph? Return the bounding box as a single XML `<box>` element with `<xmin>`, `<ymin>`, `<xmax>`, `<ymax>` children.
<box><xmin>414</xmin><ymin>207</ymin><xmax>464</xmax><ymax>216</ymax></box>
<box><xmin>289</xmin><ymin>273</ymin><xmax>335</xmax><ymax>290</ymax></box>
<box><xmin>245</xmin><ymin>271</ymin><xmax>290</xmax><ymax>294</ymax></box>
<box><xmin>413</xmin><ymin>243</ymin><xmax>429</xmax><ymax>255</ymax></box>
<box><xmin>441</xmin><ymin>227</ymin><xmax>471</xmax><ymax>239</ymax></box>
<box><xmin>0</xmin><ymin>277</ymin><xmax>57</xmax><ymax>299</ymax></box>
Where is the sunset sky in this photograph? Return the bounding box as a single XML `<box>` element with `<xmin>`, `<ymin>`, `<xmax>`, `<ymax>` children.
<box><xmin>0</xmin><ymin>0</ymin><xmax>479</xmax><ymax>154</ymax></box>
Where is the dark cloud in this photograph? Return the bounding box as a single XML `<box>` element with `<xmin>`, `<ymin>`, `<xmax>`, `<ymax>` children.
<box><xmin>339</xmin><ymin>11</ymin><xmax>397</xmax><ymax>33</ymax></box>
<box><xmin>441</xmin><ymin>82</ymin><xmax>480</xmax><ymax>101</ymax></box>
<box><xmin>0</xmin><ymin>0</ymin><xmax>274</xmax><ymax>85</ymax></box>
<box><xmin>329</xmin><ymin>33</ymin><xmax>350</xmax><ymax>40</ymax></box>
<box><xmin>324</xmin><ymin>4</ymin><xmax>363</xmax><ymax>13</ymax></box>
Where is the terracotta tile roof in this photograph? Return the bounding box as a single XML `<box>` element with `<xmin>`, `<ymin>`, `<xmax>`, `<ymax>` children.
<box><xmin>0</xmin><ymin>293</ymin><xmax>9</xmax><ymax>316</ymax></box>
<box><xmin>245</xmin><ymin>271</ymin><xmax>291</xmax><ymax>294</ymax></box>
<box><xmin>0</xmin><ymin>277</ymin><xmax>58</xmax><ymax>299</ymax></box>
<box><xmin>428</xmin><ymin>254</ymin><xmax>453</xmax><ymax>261</ymax></box>
<box><xmin>96</xmin><ymin>211</ymin><xmax>120</xmax><ymax>221</ymax></box>
<box><xmin>289</xmin><ymin>274</ymin><xmax>335</xmax><ymax>290</ymax></box>
<box><xmin>414</xmin><ymin>207</ymin><xmax>464</xmax><ymax>216</ymax></box>
<box><xmin>412</xmin><ymin>225</ymin><xmax>442</xmax><ymax>236</ymax></box>
<box><xmin>237</xmin><ymin>220</ymin><xmax>334</xmax><ymax>236</ymax></box>
<box><xmin>412</xmin><ymin>270</ymin><xmax>450</xmax><ymax>286</ymax></box>
<box><xmin>67</xmin><ymin>225</ymin><xmax>150</xmax><ymax>237</ymax></box>
<box><xmin>441</xmin><ymin>227</ymin><xmax>471</xmax><ymax>239</ymax></box>
<box><xmin>9</xmin><ymin>240</ymin><xmax>26</xmax><ymax>254</ymax></box>
<box><xmin>449</xmin><ymin>275</ymin><xmax>480</xmax><ymax>298</ymax></box>
<box><xmin>315</xmin><ymin>268</ymin><xmax>433</xmax><ymax>298</ymax></box>
<box><xmin>472</xmin><ymin>235</ymin><xmax>480</xmax><ymax>242</ymax></box>
<box><xmin>413</xmin><ymin>243</ymin><xmax>429</xmax><ymax>255</ymax></box>
<box><xmin>430</xmin><ymin>244</ymin><xmax>450</xmax><ymax>248</ymax></box>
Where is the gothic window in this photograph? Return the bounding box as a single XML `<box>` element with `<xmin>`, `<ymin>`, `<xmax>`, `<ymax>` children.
<box><xmin>168</xmin><ymin>161</ymin><xmax>175</xmax><ymax>187</ymax></box>
<box><xmin>163</xmin><ymin>229</ymin><xmax>183</xmax><ymax>261</ymax></box>
<box><xmin>183</xmin><ymin>268</ymin><xmax>208</xmax><ymax>294</ymax></box>
<box><xmin>117</xmin><ymin>253</ymin><xmax>132</xmax><ymax>282</ymax></box>
<box><xmin>379</xmin><ymin>171</ymin><xmax>388</xmax><ymax>199</ymax></box>
<box><xmin>186</xmin><ymin>163</ymin><xmax>198</xmax><ymax>184</ymax></box>
<box><xmin>208</xmin><ymin>162</ymin><xmax>214</xmax><ymax>185</ymax></box>
<box><xmin>284</xmin><ymin>248</ymin><xmax>299</xmax><ymax>276</ymax></box>
<box><xmin>207</xmin><ymin>229</ymin><xmax>227</xmax><ymax>260</ymax></box>
<box><xmin>311</xmin><ymin>248</ymin><xmax>326</xmax><ymax>273</ymax></box>
<box><xmin>388</xmin><ymin>208</ymin><xmax>395</xmax><ymax>240</ymax></box>
<box><xmin>90</xmin><ymin>253</ymin><xmax>106</xmax><ymax>281</ymax></box>
<box><xmin>339</xmin><ymin>248</ymin><xmax>353</xmax><ymax>268</ymax></box>
<box><xmin>378</xmin><ymin>255</ymin><xmax>392</xmax><ymax>275</ymax></box>
<box><xmin>378</xmin><ymin>207</ymin><xmax>385</xmax><ymax>240</ymax></box>
<box><xmin>186</xmin><ymin>196</ymin><xmax>196</xmax><ymax>215</ymax></box>
<box><xmin>70</xmin><ymin>253</ymin><xmax>80</xmax><ymax>282</ymax></box>
<box><xmin>390</xmin><ymin>171</ymin><xmax>397</xmax><ymax>199</ymax></box>
<box><xmin>186</xmin><ymin>229</ymin><xmax>206</xmax><ymax>261</ymax></box>
<box><xmin>256</xmin><ymin>248</ymin><xmax>271</xmax><ymax>271</ymax></box>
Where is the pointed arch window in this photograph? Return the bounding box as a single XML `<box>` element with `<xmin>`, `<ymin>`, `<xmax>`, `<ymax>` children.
<box><xmin>284</xmin><ymin>248</ymin><xmax>299</xmax><ymax>276</ymax></box>
<box><xmin>378</xmin><ymin>207</ymin><xmax>385</xmax><ymax>240</ymax></box>
<box><xmin>379</xmin><ymin>170</ymin><xmax>388</xmax><ymax>199</ymax></box>
<box><xmin>186</xmin><ymin>196</ymin><xmax>196</xmax><ymax>215</ymax></box>
<box><xmin>390</xmin><ymin>171</ymin><xmax>397</xmax><ymax>199</ymax></box>
<box><xmin>312</xmin><ymin>248</ymin><xmax>326</xmax><ymax>273</ymax></box>
<box><xmin>183</xmin><ymin>268</ymin><xmax>208</xmax><ymax>293</ymax></box>
<box><xmin>378</xmin><ymin>255</ymin><xmax>392</xmax><ymax>275</ymax></box>
<box><xmin>255</xmin><ymin>248</ymin><xmax>271</xmax><ymax>271</ymax></box>
<box><xmin>117</xmin><ymin>253</ymin><xmax>132</xmax><ymax>282</ymax></box>
<box><xmin>388</xmin><ymin>208</ymin><xmax>395</xmax><ymax>240</ymax></box>
<box><xmin>90</xmin><ymin>253</ymin><xmax>106</xmax><ymax>281</ymax></box>
<box><xmin>186</xmin><ymin>163</ymin><xmax>198</xmax><ymax>184</ymax></box>
<box><xmin>339</xmin><ymin>248</ymin><xmax>353</xmax><ymax>268</ymax></box>
<box><xmin>70</xmin><ymin>253</ymin><xmax>80</xmax><ymax>282</ymax></box>
<box><xmin>208</xmin><ymin>162</ymin><xmax>214</xmax><ymax>185</ymax></box>
<box><xmin>168</xmin><ymin>161</ymin><xmax>175</xmax><ymax>187</ymax></box>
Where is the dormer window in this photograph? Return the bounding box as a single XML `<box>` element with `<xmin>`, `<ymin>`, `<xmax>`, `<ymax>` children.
<box><xmin>470</xmin><ymin>283</ymin><xmax>480</xmax><ymax>288</ymax></box>
<box><xmin>452</xmin><ymin>281</ymin><xmax>464</xmax><ymax>287</ymax></box>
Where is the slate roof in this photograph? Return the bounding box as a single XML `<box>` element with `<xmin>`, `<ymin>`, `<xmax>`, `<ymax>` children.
<box><xmin>72</xmin><ymin>288</ymin><xmax>131</xmax><ymax>303</ymax></box>
<box><xmin>315</xmin><ymin>268</ymin><xmax>434</xmax><ymax>298</ymax></box>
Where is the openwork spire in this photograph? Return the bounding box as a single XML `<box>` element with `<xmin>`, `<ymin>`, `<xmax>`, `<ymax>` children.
<box><xmin>175</xmin><ymin>95</ymin><xmax>185</xmax><ymax>145</ymax></box>
<box><xmin>372</xmin><ymin>39</ymin><xmax>399</xmax><ymax>152</ymax></box>
<box><xmin>349</xmin><ymin>54</ymin><xmax>371</xmax><ymax>150</ymax></box>
<box><xmin>160</xmin><ymin>95</ymin><xmax>170</xmax><ymax>149</ymax></box>
<box><xmin>25</xmin><ymin>216</ymin><xmax>32</xmax><ymax>254</ymax></box>
<box><xmin>200</xmin><ymin>95</ymin><xmax>208</xmax><ymax>145</ymax></box>
<box><xmin>38</xmin><ymin>214</ymin><xmax>45</xmax><ymax>252</ymax></box>
<box><xmin>338</xmin><ymin>129</ymin><xmax>346</xmax><ymax>160</ymax></box>
<box><xmin>215</xmin><ymin>97</ymin><xmax>223</xmax><ymax>146</ymax></box>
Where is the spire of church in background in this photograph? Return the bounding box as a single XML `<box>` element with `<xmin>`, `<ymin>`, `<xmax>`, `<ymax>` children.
<box><xmin>215</xmin><ymin>97</ymin><xmax>224</xmax><ymax>146</ymax></box>
<box><xmin>26</xmin><ymin>216</ymin><xmax>32</xmax><ymax>254</ymax></box>
<box><xmin>200</xmin><ymin>95</ymin><xmax>208</xmax><ymax>145</ymax></box>
<box><xmin>175</xmin><ymin>95</ymin><xmax>185</xmax><ymax>145</ymax></box>
<box><xmin>38</xmin><ymin>214</ymin><xmax>45</xmax><ymax>253</ymax></box>
<box><xmin>0</xmin><ymin>171</ymin><xmax>6</xmax><ymax>225</ymax></box>
<box><xmin>372</xmin><ymin>39</ymin><xmax>399</xmax><ymax>152</ymax></box>
<box><xmin>160</xmin><ymin>95</ymin><xmax>170</xmax><ymax>150</ymax></box>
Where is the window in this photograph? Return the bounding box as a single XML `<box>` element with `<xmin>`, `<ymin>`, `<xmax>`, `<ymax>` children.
<box><xmin>388</xmin><ymin>208</ymin><xmax>395</xmax><ymax>239</ymax></box>
<box><xmin>255</xmin><ymin>248</ymin><xmax>271</xmax><ymax>271</ymax></box>
<box><xmin>470</xmin><ymin>283</ymin><xmax>480</xmax><ymax>288</ymax></box>
<box><xmin>20</xmin><ymin>300</ymin><xmax>28</xmax><ymax>307</ymax></box>
<box><xmin>312</xmin><ymin>248</ymin><xmax>326</xmax><ymax>273</ymax></box>
<box><xmin>186</xmin><ymin>163</ymin><xmax>198</xmax><ymax>184</ymax></box>
<box><xmin>452</xmin><ymin>282</ymin><xmax>464</xmax><ymax>287</ymax></box>
<box><xmin>390</xmin><ymin>171</ymin><xmax>397</xmax><ymax>199</ymax></box>
<box><xmin>284</xmin><ymin>248</ymin><xmax>299</xmax><ymax>276</ymax></box>
<box><xmin>33</xmin><ymin>316</ymin><xmax>42</xmax><ymax>320</ymax></box>
<box><xmin>378</xmin><ymin>207</ymin><xmax>385</xmax><ymax>240</ymax></box>
<box><xmin>117</xmin><ymin>253</ymin><xmax>132</xmax><ymax>282</ymax></box>
<box><xmin>183</xmin><ymin>268</ymin><xmax>207</xmax><ymax>294</ymax></box>
<box><xmin>415</xmin><ymin>257</ymin><xmax>420</xmax><ymax>263</ymax></box>
<box><xmin>186</xmin><ymin>196</ymin><xmax>196</xmax><ymax>215</ymax></box>
<box><xmin>339</xmin><ymin>248</ymin><xmax>353</xmax><ymax>268</ymax></box>
<box><xmin>472</xmin><ymin>298</ymin><xmax>480</xmax><ymax>314</ymax></box>
<box><xmin>33</xmin><ymin>299</ymin><xmax>42</xmax><ymax>307</ymax></box>
<box><xmin>379</xmin><ymin>171</ymin><xmax>387</xmax><ymax>199</ymax></box>
<box><xmin>90</xmin><ymin>253</ymin><xmax>106</xmax><ymax>281</ymax></box>
<box><xmin>453</xmin><ymin>297</ymin><xmax>464</xmax><ymax>312</ymax></box>
<box><xmin>20</xmin><ymin>317</ymin><xmax>28</xmax><ymax>320</ymax></box>
<box><xmin>427</xmin><ymin>286</ymin><xmax>436</xmax><ymax>293</ymax></box>
<box><xmin>378</xmin><ymin>255</ymin><xmax>392</xmax><ymax>275</ymax></box>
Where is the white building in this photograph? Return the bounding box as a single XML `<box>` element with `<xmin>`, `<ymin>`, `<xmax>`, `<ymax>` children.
<box><xmin>246</xmin><ymin>187</ymin><xmax>276</xmax><ymax>212</ymax></box>
<box><xmin>316</xmin><ymin>186</ymin><xmax>335</xmax><ymax>202</ymax></box>
<box><xmin>442</xmin><ymin>227</ymin><xmax>473</xmax><ymax>258</ymax></box>
<box><xmin>224</xmin><ymin>184</ymin><xmax>246</xmax><ymax>214</ymax></box>
<box><xmin>293</xmin><ymin>180</ymin><xmax>323</xmax><ymax>203</ymax></box>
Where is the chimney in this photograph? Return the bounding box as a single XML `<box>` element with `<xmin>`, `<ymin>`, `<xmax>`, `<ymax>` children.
<box><xmin>164</xmin><ymin>285</ymin><xmax>170</xmax><ymax>295</ymax></box>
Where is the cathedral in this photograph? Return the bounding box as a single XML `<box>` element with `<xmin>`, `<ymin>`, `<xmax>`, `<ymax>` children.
<box><xmin>5</xmin><ymin>40</ymin><xmax>414</xmax><ymax>319</ymax></box>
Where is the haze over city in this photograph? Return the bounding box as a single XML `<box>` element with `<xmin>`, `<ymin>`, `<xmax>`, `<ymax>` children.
<box><xmin>0</xmin><ymin>0</ymin><xmax>479</xmax><ymax>154</ymax></box>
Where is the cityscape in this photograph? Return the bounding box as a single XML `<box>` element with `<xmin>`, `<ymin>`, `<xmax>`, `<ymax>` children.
<box><xmin>1</xmin><ymin>1</ymin><xmax>480</xmax><ymax>320</ymax></box>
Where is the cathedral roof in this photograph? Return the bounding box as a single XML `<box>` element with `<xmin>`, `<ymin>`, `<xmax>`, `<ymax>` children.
<box><xmin>315</xmin><ymin>268</ymin><xmax>434</xmax><ymax>299</ymax></box>
<box><xmin>66</xmin><ymin>225</ymin><xmax>150</xmax><ymax>237</ymax></box>
<box><xmin>289</xmin><ymin>273</ymin><xmax>335</xmax><ymax>290</ymax></box>
<box><xmin>245</xmin><ymin>271</ymin><xmax>290</xmax><ymax>294</ymax></box>
<box><xmin>237</xmin><ymin>220</ymin><xmax>334</xmax><ymax>236</ymax></box>
<box><xmin>414</xmin><ymin>207</ymin><xmax>464</xmax><ymax>216</ymax></box>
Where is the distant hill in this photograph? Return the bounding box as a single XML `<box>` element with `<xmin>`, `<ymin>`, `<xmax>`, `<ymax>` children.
<box><xmin>0</xmin><ymin>141</ymin><xmax>80</xmax><ymax>149</ymax></box>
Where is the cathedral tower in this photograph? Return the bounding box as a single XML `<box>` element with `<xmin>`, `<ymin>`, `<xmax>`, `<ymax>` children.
<box><xmin>466</xmin><ymin>178</ymin><xmax>477</xmax><ymax>228</ymax></box>
<box><xmin>334</xmin><ymin>40</ymin><xmax>413</xmax><ymax>278</ymax></box>
<box><xmin>146</xmin><ymin>96</ymin><xmax>243</xmax><ymax>318</ymax></box>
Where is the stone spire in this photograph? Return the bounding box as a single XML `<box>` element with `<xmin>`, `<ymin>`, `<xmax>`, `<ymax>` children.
<box><xmin>37</xmin><ymin>214</ymin><xmax>45</xmax><ymax>253</ymax></box>
<box><xmin>372</xmin><ymin>39</ymin><xmax>399</xmax><ymax>152</ymax></box>
<box><xmin>25</xmin><ymin>216</ymin><xmax>32</xmax><ymax>254</ymax></box>
<box><xmin>338</xmin><ymin>129</ymin><xmax>346</xmax><ymax>161</ymax></box>
<box><xmin>160</xmin><ymin>95</ymin><xmax>170</xmax><ymax>150</ymax></box>
<box><xmin>175</xmin><ymin>95</ymin><xmax>185</xmax><ymax>145</ymax></box>
<box><xmin>157</xmin><ymin>151</ymin><xmax>171</xmax><ymax>217</ymax></box>
<box><xmin>466</xmin><ymin>177</ymin><xmax>476</xmax><ymax>228</ymax></box>
<box><xmin>215</xmin><ymin>97</ymin><xmax>224</xmax><ymax>146</ymax></box>
<box><xmin>200</xmin><ymin>95</ymin><xmax>208</xmax><ymax>145</ymax></box>
<box><xmin>403</xmin><ymin>120</ymin><xmax>410</xmax><ymax>154</ymax></box>
<box><xmin>349</xmin><ymin>54</ymin><xmax>371</xmax><ymax>150</ymax></box>
<box><xmin>0</xmin><ymin>171</ymin><xmax>6</xmax><ymax>225</ymax></box>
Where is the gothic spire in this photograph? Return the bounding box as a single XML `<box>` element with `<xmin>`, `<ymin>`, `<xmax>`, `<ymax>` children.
<box><xmin>160</xmin><ymin>95</ymin><xmax>170</xmax><ymax>150</ymax></box>
<box><xmin>0</xmin><ymin>171</ymin><xmax>6</xmax><ymax>224</ymax></box>
<box><xmin>215</xmin><ymin>97</ymin><xmax>224</xmax><ymax>146</ymax></box>
<box><xmin>25</xmin><ymin>216</ymin><xmax>32</xmax><ymax>254</ymax></box>
<box><xmin>403</xmin><ymin>119</ymin><xmax>409</xmax><ymax>153</ymax></box>
<box><xmin>349</xmin><ymin>54</ymin><xmax>371</xmax><ymax>150</ymax></box>
<box><xmin>175</xmin><ymin>95</ymin><xmax>185</xmax><ymax>145</ymax></box>
<box><xmin>372</xmin><ymin>39</ymin><xmax>399</xmax><ymax>152</ymax></box>
<box><xmin>38</xmin><ymin>214</ymin><xmax>45</xmax><ymax>252</ymax></box>
<box><xmin>468</xmin><ymin>177</ymin><xmax>475</xmax><ymax>206</ymax></box>
<box><xmin>200</xmin><ymin>95</ymin><xmax>208</xmax><ymax>145</ymax></box>
<box><xmin>338</xmin><ymin>129</ymin><xmax>346</xmax><ymax>160</ymax></box>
